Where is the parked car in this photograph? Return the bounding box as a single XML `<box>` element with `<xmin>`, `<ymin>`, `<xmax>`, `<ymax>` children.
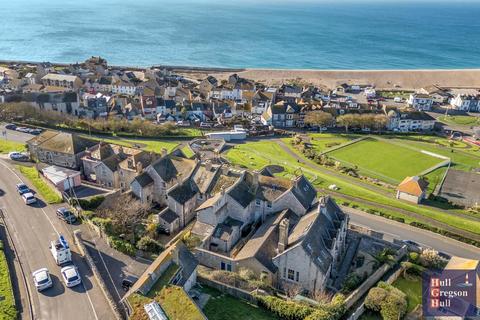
<box><xmin>16</xmin><ymin>183</ymin><xmax>30</xmax><ymax>195</ymax></box>
<box><xmin>121</xmin><ymin>275</ymin><xmax>139</xmax><ymax>292</ymax></box>
<box><xmin>22</xmin><ymin>192</ymin><xmax>37</xmax><ymax>205</ymax></box>
<box><xmin>32</xmin><ymin>268</ymin><xmax>53</xmax><ymax>291</ymax></box>
<box><xmin>176</xmin><ymin>120</ymin><xmax>190</xmax><ymax>127</ymax></box>
<box><xmin>61</xmin><ymin>265</ymin><xmax>82</xmax><ymax>288</ymax></box>
<box><xmin>30</xmin><ymin>129</ymin><xmax>42</xmax><ymax>135</ymax></box>
<box><xmin>4</xmin><ymin>123</ymin><xmax>16</xmax><ymax>130</ymax></box>
<box><xmin>200</xmin><ymin>122</ymin><xmax>212</xmax><ymax>128</ymax></box>
<box><xmin>16</xmin><ymin>127</ymin><xmax>30</xmax><ymax>133</ymax></box>
<box><xmin>9</xmin><ymin>152</ymin><xmax>28</xmax><ymax>161</ymax></box>
<box><xmin>56</xmin><ymin>207</ymin><xmax>77</xmax><ymax>224</ymax></box>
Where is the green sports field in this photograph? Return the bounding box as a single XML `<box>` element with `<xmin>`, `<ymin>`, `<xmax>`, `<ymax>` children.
<box><xmin>327</xmin><ymin>138</ymin><xmax>444</xmax><ymax>183</ymax></box>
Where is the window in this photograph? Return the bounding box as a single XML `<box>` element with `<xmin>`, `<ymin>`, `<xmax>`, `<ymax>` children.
<box><xmin>267</xmin><ymin>202</ymin><xmax>272</xmax><ymax>208</ymax></box>
<box><xmin>255</xmin><ymin>199</ymin><xmax>261</xmax><ymax>206</ymax></box>
<box><xmin>296</xmin><ymin>272</ymin><xmax>299</xmax><ymax>282</ymax></box>
<box><xmin>287</xmin><ymin>269</ymin><xmax>295</xmax><ymax>281</ymax></box>
<box><xmin>283</xmin><ymin>268</ymin><xmax>286</xmax><ymax>278</ymax></box>
<box><xmin>226</xmin><ymin>264</ymin><xmax>232</xmax><ymax>272</ymax></box>
<box><xmin>221</xmin><ymin>262</ymin><xmax>226</xmax><ymax>270</ymax></box>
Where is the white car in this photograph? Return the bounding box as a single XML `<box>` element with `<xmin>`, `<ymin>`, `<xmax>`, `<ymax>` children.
<box><xmin>22</xmin><ymin>192</ymin><xmax>37</xmax><ymax>205</ymax></box>
<box><xmin>32</xmin><ymin>268</ymin><xmax>53</xmax><ymax>291</ymax></box>
<box><xmin>61</xmin><ymin>265</ymin><xmax>82</xmax><ymax>288</ymax></box>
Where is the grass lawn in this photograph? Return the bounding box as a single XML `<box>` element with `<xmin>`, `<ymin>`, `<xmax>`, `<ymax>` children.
<box><xmin>439</xmin><ymin>115</ymin><xmax>480</xmax><ymax>126</ymax></box>
<box><xmin>393</xmin><ymin>275</ymin><xmax>422</xmax><ymax>313</ymax></box>
<box><xmin>0</xmin><ymin>241</ymin><xmax>17</xmax><ymax>320</ymax></box>
<box><xmin>128</xmin><ymin>286</ymin><xmax>205</xmax><ymax>320</ymax></box>
<box><xmin>226</xmin><ymin>140</ymin><xmax>480</xmax><ymax>236</ymax></box>
<box><xmin>16</xmin><ymin>165</ymin><xmax>63</xmax><ymax>204</ymax></box>
<box><xmin>327</xmin><ymin>138</ymin><xmax>442</xmax><ymax>183</ymax></box>
<box><xmin>201</xmin><ymin>286</ymin><xmax>278</xmax><ymax>320</ymax></box>
<box><xmin>0</xmin><ymin>140</ymin><xmax>26</xmax><ymax>154</ymax></box>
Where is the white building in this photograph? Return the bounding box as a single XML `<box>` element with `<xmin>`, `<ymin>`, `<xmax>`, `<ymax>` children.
<box><xmin>407</xmin><ymin>93</ymin><xmax>434</xmax><ymax>111</ymax></box>
<box><xmin>450</xmin><ymin>94</ymin><xmax>480</xmax><ymax>112</ymax></box>
<box><xmin>387</xmin><ymin>110</ymin><xmax>436</xmax><ymax>132</ymax></box>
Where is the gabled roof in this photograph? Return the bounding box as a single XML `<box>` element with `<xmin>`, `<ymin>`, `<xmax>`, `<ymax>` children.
<box><xmin>159</xmin><ymin>208</ymin><xmax>179</xmax><ymax>224</ymax></box>
<box><xmin>291</xmin><ymin>176</ymin><xmax>317</xmax><ymax>210</ymax></box>
<box><xmin>286</xmin><ymin>197</ymin><xmax>346</xmax><ymax>273</ymax></box>
<box><xmin>133</xmin><ymin>172</ymin><xmax>154</xmax><ymax>187</ymax></box>
<box><xmin>168</xmin><ymin>181</ymin><xmax>197</xmax><ymax>204</ymax></box>
<box><xmin>28</xmin><ymin>131</ymin><xmax>96</xmax><ymax>155</ymax></box>
<box><xmin>228</xmin><ymin>178</ymin><xmax>255</xmax><ymax>208</ymax></box>
<box><xmin>151</xmin><ymin>156</ymin><xmax>196</xmax><ymax>183</ymax></box>
<box><xmin>397</xmin><ymin>176</ymin><xmax>428</xmax><ymax>197</ymax></box>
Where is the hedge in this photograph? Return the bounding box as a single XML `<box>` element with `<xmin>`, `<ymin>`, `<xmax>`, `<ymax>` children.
<box><xmin>78</xmin><ymin>196</ymin><xmax>105</xmax><ymax>210</ymax></box>
<box><xmin>409</xmin><ymin>221</ymin><xmax>480</xmax><ymax>247</ymax></box>
<box><xmin>108</xmin><ymin>236</ymin><xmax>136</xmax><ymax>256</ymax></box>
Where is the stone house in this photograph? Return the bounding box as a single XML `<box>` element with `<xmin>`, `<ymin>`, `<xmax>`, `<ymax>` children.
<box><xmin>192</xmin><ymin>170</ymin><xmax>317</xmax><ymax>269</ymax></box>
<box><xmin>41</xmin><ymin>73</ymin><xmax>83</xmax><ymax>90</ymax></box>
<box><xmin>132</xmin><ymin>153</ymin><xmax>196</xmax><ymax>205</ymax></box>
<box><xmin>27</xmin><ymin>130</ymin><xmax>96</xmax><ymax>169</ymax></box>
<box><xmin>262</xmin><ymin>102</ymin><xmax>302</xmax><ymax>128</ymax></box>
<box><xmin>131</xmin><ymin>172</ymin><xmax>154</xmax><ymax>204</ymax></box>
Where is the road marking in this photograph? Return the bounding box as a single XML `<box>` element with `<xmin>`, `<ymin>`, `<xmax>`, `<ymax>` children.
<box><xmin>0</xmin><ymin>160</ymin><xmax>60</xmax><ymax>235</ymax></box>
<box><xmin>0</xmin><ymin>160</ymin><xmax>100</xmax><ymax>319</ymax></box>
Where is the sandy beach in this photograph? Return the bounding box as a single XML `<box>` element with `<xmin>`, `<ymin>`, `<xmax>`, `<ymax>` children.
<box><xmin>178</xmin><ymin>68</ymin><xmax>480</xmax><ymax>90</ymax></box>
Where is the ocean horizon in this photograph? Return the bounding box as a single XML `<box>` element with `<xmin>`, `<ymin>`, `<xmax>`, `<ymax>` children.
<box><xmin>1</xmin><ymin>0</ymin><xmax>480</xmax><ymax>70</ymax></box>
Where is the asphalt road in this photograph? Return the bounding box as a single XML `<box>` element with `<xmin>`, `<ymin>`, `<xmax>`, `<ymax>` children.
<box><xmin>0</xmin><ymin>160</ymin><xmax>115</xmax><ymax>320</ymax></box>
<box><xmin>344</xmin><ymin>206</ymin><xmax>480</xmax><ymax>260</ymax></box>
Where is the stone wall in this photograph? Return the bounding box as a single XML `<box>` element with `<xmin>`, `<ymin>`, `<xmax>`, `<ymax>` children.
<box><xmin>198</xmin><ymin>275</ymin><xmax>257</xmax><ymax>304</ymax></box>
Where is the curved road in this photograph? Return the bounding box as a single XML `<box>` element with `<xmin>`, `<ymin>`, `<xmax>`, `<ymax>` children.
<box><xmin>344</xmin><ymin>206</ymin><xmax>480</xmax><ymax>260</ymax></box>
<box><xmin>0</xmin><ymin>160</ymin><xmax>114</xmax><ymax>320</ymax></box>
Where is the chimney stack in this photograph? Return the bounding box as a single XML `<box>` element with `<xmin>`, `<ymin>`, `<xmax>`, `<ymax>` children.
<box><xmin>161</xmin><ymin>148</ymin><xmax>168</xmax><ymax>158</ymax></box>
<box><xmin>278</xmin><ymin>218</ymin><xmax>289</xmax><ymax>253</ymax></box>
<box><xmin>205</xmin><ymin>161</ymin><xmax>212</xmax><ymax>172</ymax></box>
<box><xmin>252</xmin><ymin>171</ymin><xmax>259</xmax><ymax>187</ymax></box>
<box><xmin>136</xmin><ymin>161</ymin><xmax>143</xmax><ymax>173</ymax></box>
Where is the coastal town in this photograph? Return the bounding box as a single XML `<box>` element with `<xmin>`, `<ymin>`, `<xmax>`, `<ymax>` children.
<box><xmin>0</xmin><ymin>57</ymin><xmax>479</xmax><ymax>320</ymax></box>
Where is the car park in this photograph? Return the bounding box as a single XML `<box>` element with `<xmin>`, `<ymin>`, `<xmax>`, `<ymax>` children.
<box><xmin>16</xmin><ymin>183</ymin><xmax>31</xmax><ymax>195</ymax></box>
<box><xmin>32</xmin><ymin>268</ymin><xmax>53</xmax><ymax>291</ymax></box>
<box><xmin>22</xmin><ymin>192</ymin><xmax>37</xmax><ymax>205</ymax></box>
<box><xmin>56</xmin><ymin>207</ymin><xmax>77</xmax><ymax>224</ymax></box>
<box><xmin>61</xmin><ymin>265</ymin><xmax>82</xmax><ymax>288</ymax></box>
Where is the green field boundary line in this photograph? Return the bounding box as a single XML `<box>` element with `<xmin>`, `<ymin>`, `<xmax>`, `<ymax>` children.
<box><xmin>434</xmin><ymin>162</ymin><xmax>451</xmax><ymax>196</ymax></box>
<box><xmin>319</xmin><ymin>136</ymin><xmax>369</xmax><ymax>155</ymax></box>
<box><xmin>418</xmin><ymin>159</ymin><xmax>451</xmax><ymax>177</ymax></box>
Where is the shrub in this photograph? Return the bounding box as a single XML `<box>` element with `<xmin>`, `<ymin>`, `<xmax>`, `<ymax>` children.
<box><xmin>365</xmin><ymin>287</ymin><xmax>387</xmax><ymax>312</ymax></box>
<box><xmin>380</xmin><ymin>293</ymin><xmax>407</xmax><ymax>320</ymax></box>
<box><xmin>136</xmin><ymin>236</ymin><xmax>162</xmax><ymax>253</ymax></box>
<box><xmin>108</xmin><ymin>236</ymin><xmax>136</xmax><ymax>256</ymax></box>
<box><xmin>82</xmin><ymin>210</ymin><xmax>95</xmax><ymax>220</ymax></box>
<box><xmin>255</xmin><ymin>295</ymin><xmax>315</xmax><ymax>320</ymax></box>
<box><xmin>91</xmin><ymin>217</ymin><xmax>112</xmax><ymax>232</ymax></box>
<box><xmin>408</xmin><ymin>252</ymin><xmax>419</xmax><ymax>263</ymax></box>
<box><xmin>341</xmin><ymin>273</ymin><xmax>363</xmax><ymax>293</ymax></box>
<box><xmin>420</xmin><ymin>248</ymin><xmax>443</xmax><ymax>269</ymax></box>
<box><xmin>78</xmin><ymin>196</ymin><xmax>105</xmax><ymax>210</ymax></box>
<box><xmin>238</xmin><ymin>268</ymin><xmax>256</xmax><ymax>281</ymax></box>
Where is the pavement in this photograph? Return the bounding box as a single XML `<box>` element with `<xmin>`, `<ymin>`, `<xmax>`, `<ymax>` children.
<box><xmin>0</xmin><ymin>160</ymin><xmax>115</xmax><ymax>320</ymax></box>
<box><xmin>343</xmin><ymin>205</ymin><xmax>480</xmax><ymax>260</ymax></box>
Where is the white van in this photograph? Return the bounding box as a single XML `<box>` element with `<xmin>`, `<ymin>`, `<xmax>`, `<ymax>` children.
<box><xmin>50</xmin><ymin>235</ymin><xmax>72</xmax><ymax>265</ymax></box>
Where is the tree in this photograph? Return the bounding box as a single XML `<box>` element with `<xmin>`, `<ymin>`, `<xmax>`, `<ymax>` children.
<box><xmin>380</xmin><ymin>293</ymin><xmax>407</xmax><ymax>320</ymax></box>
<box><xmin>336</xmin><ymin>114</ymin><xmax>356</xmax><ymax>132</ymax></box>
<box><xmin>420</xmin><ymin>248</ymin><xmax>443</xmax><ymax>268</ymax></box>
<box><xmin>304</xmin><ymin>111</ymin><xmax>333</xmax><ymax>128</ymax></box>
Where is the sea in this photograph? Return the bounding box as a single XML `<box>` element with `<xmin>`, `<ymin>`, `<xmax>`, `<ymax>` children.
<box><xmin>1</xmin><ymin>0</ymin><xmax>480</xmax><ymax>69</ymax></box>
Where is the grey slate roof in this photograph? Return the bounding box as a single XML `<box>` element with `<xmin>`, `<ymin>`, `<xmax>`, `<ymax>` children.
<box><xmin>133</xmin><ymin>172</ymin><xmax>153</xmax><ymax>187</ymax></box>
<box><xmin>287</xmin><ymin>197</ymin><xmax>346</xmax><ymax>273</ymax></box>
<box><xmin>177</xmin><ymin>244</ymin><xmax>199</xmax><ymax>287</ymax></box>
<box><xmin>291</xmin><ymin>176</ymin><xmax>317</xmax><ymax>210</ymax></box>
<box><xmin>228</xmin><ymin>179</ymin><xmax>255</xmax><ymax>208</ymax></box>
<box><xmin>159</xmin><ymin>208</ymin><xmax>179</xmax><ymax>224</ymax></box>
<box><xmin>168</xmin><ymin>181</ymin><xmax>197</xmax><ymax>204</ymax></box>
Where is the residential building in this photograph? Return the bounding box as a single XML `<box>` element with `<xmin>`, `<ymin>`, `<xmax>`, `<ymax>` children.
<box><xmin>407</xmin><ymin>93</ymin><xmax>434</xmax><ymax>111</ymax></box>
<box><xmin>41</xmin><ymin>73</ymin><xmax>82</xmax><ymax>90</ymax></box>
<box><xmin>450</xmin><ymin>94</ymin><xmax>480</xmax><ymax>112</ymax></box>
<box><xmin>27</xmin><ymin>131</ymin><xmax>96</xmax><ymax>169</ymax></box>
<box><xmin>387</xmin><ymin>110</ymin><xmax>436</xmax><ymax>132</ymax></box>
<box><xmin>396</xmin><ymin>176</ymin><xmax>428</xmax><ymax>203</ymax></box>
<box><xmin>262</xmin><ymin>102</ymin><xmax>301</xmax><ymax>128</ymax></box>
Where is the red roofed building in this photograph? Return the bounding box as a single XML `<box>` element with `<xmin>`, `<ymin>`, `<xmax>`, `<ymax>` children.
<box><xmin>396</xmin><ymin>176</ymin><xmax>428</xmax><ymax>204</ymax></box>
